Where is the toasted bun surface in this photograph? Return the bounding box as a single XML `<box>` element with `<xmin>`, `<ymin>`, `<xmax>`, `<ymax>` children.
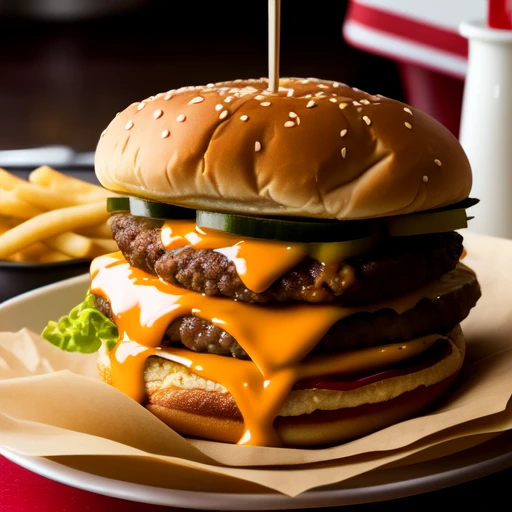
<box><xmin>147</xmin><ymin>375</ymin><xmax>457</xmax><ymax>447</ymax></box>
<box><xmin>98</xmin><ymin>327</ymin><xmax>465</xmax><ymax>447</ymax></box>
<box><xmin>95</xmin><ymin>78</ymin><xmax>472</xmax><ymax>220</ymax></box>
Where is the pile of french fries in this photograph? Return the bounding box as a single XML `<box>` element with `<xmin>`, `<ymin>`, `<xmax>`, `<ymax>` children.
<box><xmin>0</xmin><ymin>166</ymin><xmax>117</xmax><ymax>263</ymax></box>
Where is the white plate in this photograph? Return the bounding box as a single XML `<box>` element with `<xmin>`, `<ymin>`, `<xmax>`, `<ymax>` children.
<box><xmin>2</xmin><ymin>276</ymin><xmax>512</xmax><ymax>509</ymax></box>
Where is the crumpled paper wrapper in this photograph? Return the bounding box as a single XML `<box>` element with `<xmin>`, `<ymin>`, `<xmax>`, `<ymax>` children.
<box><xmin>1</xmin><ymin>231</ymin><xmax>511</xmax><ymax>497</ymax></box>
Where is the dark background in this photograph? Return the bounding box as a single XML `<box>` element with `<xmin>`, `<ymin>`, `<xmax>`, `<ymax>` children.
<box><xmin>0</xmin><ymin>0</ymin><xmax>404</xmax><ymax>152</ymax></box>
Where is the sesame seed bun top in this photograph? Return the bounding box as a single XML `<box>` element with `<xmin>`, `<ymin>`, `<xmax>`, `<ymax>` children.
<box><xmin>94</xmin><ymin>77</ymin><xmax>472</xmax><ymax>220</ymax></box>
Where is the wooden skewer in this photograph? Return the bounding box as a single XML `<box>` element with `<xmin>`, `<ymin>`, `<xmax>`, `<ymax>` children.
<box><xmin>268</xmin><ymin>0</ymin><xmax>281</xmax><ymax>93</ymax></box>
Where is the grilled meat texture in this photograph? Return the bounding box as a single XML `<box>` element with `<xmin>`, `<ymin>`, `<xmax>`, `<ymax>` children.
<box><xmin>109</xmin><ymin>213</ymin><xmax>463</xmax><ymax>305</ymax></box>
<box><xmin>93</xmin><ymin>269</ymin><xmax>480</xmax><ymax>360</ymax></box>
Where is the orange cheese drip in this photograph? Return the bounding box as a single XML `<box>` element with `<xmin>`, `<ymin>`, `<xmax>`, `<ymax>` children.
<box><xmin>161</xmin><ymin>220</ymin><xmax>307</xmax><ymax>293</ymax></box>
<box><xmin>91</xmin><ymin>252</ymin><xmax>475</xmax><ymax>447</ymax></box>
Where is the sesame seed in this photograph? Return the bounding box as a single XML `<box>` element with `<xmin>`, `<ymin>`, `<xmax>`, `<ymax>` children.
<box><xmin>333</xmin><ymin>82</ymin><xmax>340</xmax><ymax>88</ymax></box>
<box><xmin>340</xmin><ymin>129</ymin><xmax>347</xmax><ymax>137</ymax></box>
<box><xmin>137</xmin><ymin>102</ymin><xmax>146</xmax><ymax>111</ymax></box>
<box><xmin>405</xmin><ymin>122</ymin><xmax>412</xmax><ymax>129</ymax></box>
<box><xmin>206</xmin><ymin>83</ymin><xmax>215</xmax><ymax>88</ymax></box>
<box><xmin>188</xmin><ymin>96</ymin><xmax>204</xmax><ymax>105</ymax></box>
<box><xmin>341</xmin><ymin>147</ymin><xmax>347</xmax><ymax>158</ymax></box>
<box><xmin>284</xmin><ymin>121</ymin><xmax>295</xmax><ymax>128</ymax></box>
<box><xmin>315</xmin><ymin>91</ymin><xmax>326</xmax><ymax>97</ymax></box>
<box><xmin>306</xmin><ymin>100</ymin><xmax>317</xmax><ymax>108</ymax></box>
<box><xmin>100</xmin><ymin>129</ymin><xmax>106</xmax><ymax>137</ymax></box>
<box><xmin>353</xmin><ymin>101</ymin><xmax>361</xmax><ymax>106</ymax></box>
<box><xmin>305</xmin><ymin>94</ymin><xmax>313</xmax><ymax>98</ymax></box>
<box><xmin>125</xmin><ymin>120</ymin><xmax>134</xmax><ymax>130</ymax></box>
<box><xmin>360</xmin><ymin>99</ymin><xmax>370</xmax><ymax>105</ymax></box>
<box><xmin>255</xmin><ymin>95</ymin><xmax>265</xmax><ymax>100</ymax></box>
<box><xmin>287</xmin><ymin>89</ymin><xmax>295</xmax><ymax>97</ymax></box>
<box><xmin>404</xmin><ymin>107</ymin><xmax>413</xmax><ymax>115</ymax></box>
<box><xmin>301</xmin><ymin>79</ymin><xmax>310</xmax><ymax>84</ymax></box>
<box><xmin>329</xmin><ymin>98</ymin><xmax>337</xmax><ymax>103</ymax></box>
<box><xmin>423</xmin><ymin>176</ymin><xmax>429</xmax><ymax>183</ymax></box>
<box><xmin>363</xmin><ymin>116</ymin><xmax>371</xmax><ymax>126</ymax></box>
<box><xmin>225</xmin><ymin>96</ymin><xmax>234</xmax><ymax>103</ymax></box>
<box><xmin>357</xmin><ymin>107</ymin><xmax>363</xmax><ymax>113</ymax></box>
<box><xmin>435</xmin><ymin>159</ymin><xmax>442</xmax><ymax>167</ymax></box>
<box><xmin>296</xmin><ymin>117</ymin><xmax>301</xmax><ymax>125</ymax></box>
<box><xmin>260</xmin><ymin>101</ymin><xmax>271</xmax><ymax>107</ymax></box>
<box><xmin>339</xmin><ymin>103</ymin><xmax>348</xmax><ymax>110</ymax></box>
<box><xmin>240</xmin><ymin>115</ymin><xmax>249</xmax><ymax>121</ymax></box>
<box><xmin>164</xmin><ymin>93</ymin><xmax>173</xmax><ymax>101</ymax></box>
<box><xmin>215</xmin><ymin>104</ymin><xmax>223</xmax><ymax>111</ymax></box>
<box><xmin>161</xmin><ymin>129</ymin><xmax>170</xmax><ymax>138</ymax></box>
<box><xmin>255</xmin><ymin>141</ymin><xmax>261</xmax><ymax>152</ymax></box>
<box><xmin>153</xmin><ymin>109</ymin><xmax>163</xmax><ymax>119</ymax></box>
<box><xmin>289</xmin><ymin>112</ymin><xmax>298</xmax><ymax>118</ymax></box>
<box><xmin>176</xmin><ymin>114</ymin><xmax>186</xmax><ymax>122</ymax></box>
<box><xmin>318</xmin><ymin>84</ymin><xmax>329</xmax><ymax>89</ymax></box>
<box><xmin>219</xmin><ymin>110</ymin><xmax>229</xmax><ymax>120</ymax></box>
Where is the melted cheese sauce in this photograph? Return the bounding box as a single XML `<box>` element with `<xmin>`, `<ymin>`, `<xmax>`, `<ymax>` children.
<box><xmin>91</xmin><ymin>245</ymin><xmax>475</xmax><ymax>447</ymax></box>
<box><xmin>161</xmin><ymin>220</ymin><xmax>377</xmax><ymax>293</ymax></box>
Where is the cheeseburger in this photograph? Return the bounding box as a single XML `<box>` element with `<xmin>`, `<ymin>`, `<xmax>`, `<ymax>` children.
<box><xmin>43</xmin><ymin>77</ymin><xmax>481</xmax><ymax>448</ymax></box>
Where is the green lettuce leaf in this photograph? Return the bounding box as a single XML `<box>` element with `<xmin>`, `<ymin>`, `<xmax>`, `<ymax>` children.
<box><xmin>42</xmin><ymin>292</ymin><xmax>118</xmax><ymax>353</ymax></box>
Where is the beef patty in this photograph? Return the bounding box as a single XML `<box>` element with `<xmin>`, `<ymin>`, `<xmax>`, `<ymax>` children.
<box><xmin>109</xmin><ymin>213</ymin><xmax>464</xmax><ymax>305</ymax></box>
<box><xmin>93</xmin><ymin>266</ymin><xmax>480</xmax><ymax>360</ymax></box>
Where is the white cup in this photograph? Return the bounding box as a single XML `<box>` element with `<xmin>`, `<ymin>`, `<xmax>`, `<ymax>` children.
<box><xmin>459</xmin><ymin>20</ymin><xmax>512</xmax><ymax>239</ymax></box>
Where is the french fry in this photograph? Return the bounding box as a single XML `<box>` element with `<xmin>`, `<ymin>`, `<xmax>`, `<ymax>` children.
<box><xmin>13</xmin><ymin>181</ymin><xmax>108</xmax><ymax>211</ymax></box>
<box><xmin>89</xmin><ymin>238</ymin><xmax>118</xmax><ymax>255</ymax></box>
<box><xmin>44</xmin><ymin>232</ymin><xmax>97</xmax><ymax>259</ymax></box>
<box><xmin>0</xmin><ymin>167</ymin><xmax>27</xmax><ymax>190</ymax></box>
<box><xmin>9</xmin><ymin>243</ymin><xmax>48</xmax><ymax>262</ymax></box>
<box><xmin>0</xmin><ymin>190</ymin><xmax>45</xmax><ymax>219</ymax></box>
<box><xmin>0</xmin><ymin>201</ymin><xmax>109</xmax><ymax>260</ymax></box>
<box><xmin>74</xmin><ymin>223</ymin><xmax>113</xmax><ymax>239</ymax></box>
<box><xmin>29</xmin><ymin>166</ymin><xmax>111</xmax><ymax>200</ymax></box>
<box><xmin>0</xmin><ymin>216</ymin><xmax>20</xmax><ymax>227</ymax></box>
<box><xmin>45</xmin><ymin>233</ymin><xmax>118</xmax><ymax>259</ymax></box>
<box><xmin>38</xmin><ymin>250</ymin><xmax>73</xmax><ymax>263</ymax></box>
<box><xmin>0</xmin><ymin>220</ymin><xmax>11</xmax><ymax>233</ymax></box>
<box><xmin>0</xmin><ymin>167</ymin><xmax>119</xmax><ymax>263</ymax></box>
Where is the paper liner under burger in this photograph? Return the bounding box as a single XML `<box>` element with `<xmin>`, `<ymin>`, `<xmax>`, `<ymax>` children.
<box><xmin>0</xmin><ymin>231</ymin><xmax>510</xmax><ymax>497</ymax></box>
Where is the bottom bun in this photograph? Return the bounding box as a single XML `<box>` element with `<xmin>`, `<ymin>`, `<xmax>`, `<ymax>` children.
<box><xmin>101</xmin><ymin>326</ymin><xmax>465</xmax><ymax>447</ymax></box>
<box><xmin>148</xmin><ymin>374</ymin><xmax>457</xmax><ymax>447</ymax></box>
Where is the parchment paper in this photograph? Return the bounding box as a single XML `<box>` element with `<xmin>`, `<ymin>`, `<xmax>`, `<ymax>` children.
<box><xmin>0</xmin><ymin>231</ymin><xmax>511</xmax><ymax>497</ymax></box>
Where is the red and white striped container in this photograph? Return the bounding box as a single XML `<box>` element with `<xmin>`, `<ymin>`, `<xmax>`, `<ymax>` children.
<box><xmin>342</xmin><ymin>0</ymin><xmax>486</xmax><ymax>135</ymax></box>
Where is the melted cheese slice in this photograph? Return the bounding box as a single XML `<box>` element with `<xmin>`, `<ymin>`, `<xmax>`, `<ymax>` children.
<box><xmin>91</xmin><ymin>251</ymin><xmax>474</xmax><ymax>447</ymax></box>
<box><xmin>160</xmin><ymin>220</ymin><xmax>377</xmax><ymax>293</ymax></box>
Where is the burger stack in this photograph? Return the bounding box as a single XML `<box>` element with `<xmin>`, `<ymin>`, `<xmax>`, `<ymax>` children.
<box><xmin>44</xmin><ymin>78</ymin><xmax>481</xmax><ymax>447</ymax></box>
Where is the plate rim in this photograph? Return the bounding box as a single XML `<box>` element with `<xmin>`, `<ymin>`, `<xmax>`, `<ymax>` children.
<box><xmin>3</xmin><ymin>433</ymin><xmax>512</xmax><ymax>510</ymax></box>
<box><xmin>2</xmin><ymin>273</ymin><xmax>512</xmax><ymax>508</ymax></box>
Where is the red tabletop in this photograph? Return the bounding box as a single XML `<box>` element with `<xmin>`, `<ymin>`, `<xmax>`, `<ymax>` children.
<box><xmin>0</xmin><ymin>456</ymin><xmax>174</xmax><ymax>512</ymax></box>
<box><xmin>2</xmin><ymin>454</ymin><xmax>512</xmax><ymax>511</ymax></box>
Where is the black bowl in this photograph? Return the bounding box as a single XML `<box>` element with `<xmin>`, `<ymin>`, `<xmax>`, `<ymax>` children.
<box><xmin>0</xmin><ymin>259</ymin><xmax>91</xmax><ymax>303</ymax></box>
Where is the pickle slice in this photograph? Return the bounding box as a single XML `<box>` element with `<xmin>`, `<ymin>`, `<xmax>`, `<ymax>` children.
<box><xmin>106</xmin><ymin>197</ymin><xmax>195</xmax><ymax>219</ymax></box>
<box><xmin>107</xmin><ymin>197</ymin><xmax>478</xmax><ymax>240</ymax></box>
<box><xmin>106</xmin><ymin>197</ymin><xmax>129</xmax><ymax>212</ymax></box>
<box><xmin>386</xmin><ymin>203</ymin><xmax>474</xmax><ymax>237</ymax></box>
<box><xmin>196</xmin><ymin>210</ymin><xmax>375</xmax><ymax>242</ymax></box>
